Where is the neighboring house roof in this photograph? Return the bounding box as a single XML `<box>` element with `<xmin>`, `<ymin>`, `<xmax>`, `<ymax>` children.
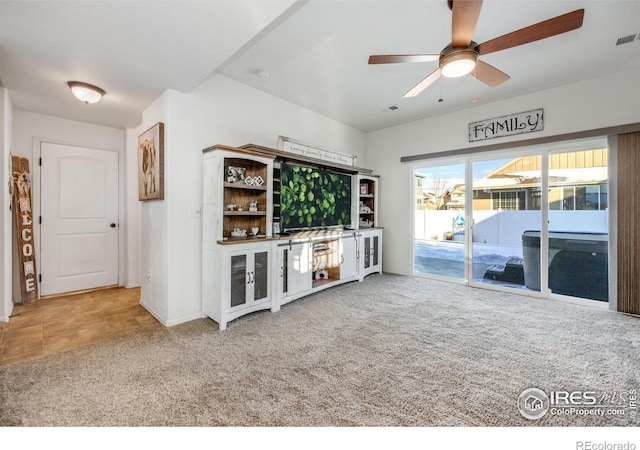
<box><xmin>474</xmin><ymin>150</ymin><xmax>608</xmax><ymax>191</ymax></box>
<box><xmin>473</xmin><ymin>167</ymin><xmax>608</xmax><ymax>190</ymax></box>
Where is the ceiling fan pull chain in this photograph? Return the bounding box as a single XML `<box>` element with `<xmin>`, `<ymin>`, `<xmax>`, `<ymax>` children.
<box><xmin>472</xmin><ymin>68</ymin><xmax>478</xmax><ymax>103</ymax></box>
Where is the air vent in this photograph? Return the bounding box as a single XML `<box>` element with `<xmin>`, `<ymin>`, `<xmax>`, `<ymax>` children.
<box><xmin>382</xmin><ymin>105</ymin><xmax>400</xmax><ymax>112</ymax></box>
<box><xmin>616</xmin><ymin>33</ymin><xmax>637</xmax><ymax>46</ymax></box>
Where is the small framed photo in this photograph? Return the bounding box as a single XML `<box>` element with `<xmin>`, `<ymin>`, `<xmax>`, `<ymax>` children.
<box><xmin>360</xmin><ymin>183</ymin><xmax>368</xmax><ymax>195</ymax></box>
<box><xmin>273</xmin><ymin>222</ymin><xmax>281</xmax><ymax>235</ymax></box>
<box><xmin>226</xmin><ymin>166</ymin><xmax>246</xmax><ymax>184</ymax></box>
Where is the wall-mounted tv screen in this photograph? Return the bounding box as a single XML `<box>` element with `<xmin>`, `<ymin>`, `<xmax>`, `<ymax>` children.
<box><xmin>280</xmin><ymin>162</ymin><xmax>352</xmax><ymax>231</ymax></box>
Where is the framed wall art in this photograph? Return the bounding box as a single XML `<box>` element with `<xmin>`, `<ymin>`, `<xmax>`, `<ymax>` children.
<box><xmin>226</xmin><ymin>166</ymin><xmax>246</xmax><ymax>184</ymax></box>
<box><xmin>138</xmin><ymin>122</ymin><xmax>164</xmax><ymax>201</ymax></box>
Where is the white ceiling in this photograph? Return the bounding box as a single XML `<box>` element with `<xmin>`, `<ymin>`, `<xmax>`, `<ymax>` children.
<box><xmin>1</xmin><ymin>1</ymin><xmax>640</xmax><ymax>132</ymax></box>
<box><xmin>0</xmin><ymin>0</ymin><xmax>297</xmax><ymax>128</ymax></box>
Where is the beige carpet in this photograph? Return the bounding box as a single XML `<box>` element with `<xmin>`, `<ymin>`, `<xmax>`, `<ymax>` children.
<box><xmin>0</xmin><ymin>274</ymin><xmax>638</xmax><ymax>426</ymax></box>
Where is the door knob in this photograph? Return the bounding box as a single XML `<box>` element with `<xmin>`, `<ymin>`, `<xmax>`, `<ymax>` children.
<box><xmin>110</xmin><ymin>223</ymin><xmax>117</xmax><ymax>228</ymax></box>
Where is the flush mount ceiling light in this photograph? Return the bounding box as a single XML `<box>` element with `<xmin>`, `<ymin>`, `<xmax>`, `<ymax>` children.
<box><xmin>67</xmin><ymin>81</ymin><xmax>105</xmax><ymax>104</ymax></box>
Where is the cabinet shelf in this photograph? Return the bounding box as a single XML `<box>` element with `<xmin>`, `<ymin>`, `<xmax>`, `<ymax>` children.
<box><xmin>312</xmin><ymin>278</ymin><xmax>336</xmax><ymax>289</ymax></box>
<box><xmin>358</xmin><ymin>175</ymin><xmax>378</xmax><ymax>229</ymax></box>
<box><xmin>219</xmin><ymin>235</ymin><xmax>270</xmax><ymax>244</ymax></box>
<box><xmin>223</xmin><ymin>211</ymin><xmax>267</xmax><ymax>216</ymax></box>
<box><xmin>224</xmin><ymin>182</ymin><xmax>267</xmax><ymax>191</ymax></box>
<box><xmin>219</xmin><ymin>152</ymin><xmax>272</xmax><ymax>241</ymax></box>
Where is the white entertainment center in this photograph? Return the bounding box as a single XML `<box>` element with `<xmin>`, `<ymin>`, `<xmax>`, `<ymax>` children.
<box><xmin>202</xmin><ymin>144</ymin><xmax>382</xmax><ymax>330</ymax></box>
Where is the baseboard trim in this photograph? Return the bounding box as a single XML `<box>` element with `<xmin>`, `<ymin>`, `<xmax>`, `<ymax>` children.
<box><xmin>165</xmin><ymin>312</ymin><xmax>206</xmax><ymax>327</ymax></box>
<box><xmin>139</xmin><ymin>299</ymin><xmax>168</xmax><ymax>326</ymax></box>
<box><xmin>139</xmin><ymin>299</ymin><xmax>203</xmax><ymax>327</ymax></box>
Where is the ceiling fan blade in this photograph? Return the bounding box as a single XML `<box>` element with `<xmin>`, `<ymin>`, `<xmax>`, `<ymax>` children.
<box><xmin>403</xmin><ymin>68</ymin><xmax>441</xmax><ymax>98</ymax></box>
<box><xmin>368</xmin><ymin>54</ymin><xmax>439</xmax><ymax>64</ymax></box>
<box><xmin>451</xmin><ymin>0</ymin><xmax>483</xmax><ymax>47</ymax></box>
<box><xmin>471</xmin><ymin>60</ymin><xmax>510</xmax><ymax>87</ymax></box>
<box><xmin>477</xmin><ymin>9</ymin><xmax>584</xmax><ymax>55</ymax></box>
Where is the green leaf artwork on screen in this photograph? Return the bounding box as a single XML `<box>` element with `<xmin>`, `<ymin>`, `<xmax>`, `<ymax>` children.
<box><xmin>281</xmin><ymin>164</ymin><xmax>351</xmax><ymax>230</ymax></box>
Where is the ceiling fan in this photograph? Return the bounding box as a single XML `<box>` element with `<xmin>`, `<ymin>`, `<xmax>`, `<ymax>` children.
<box><xmin>368</xmin><ymin>0</ymin><xmax>584</xmax><ymax>97</ymax></box>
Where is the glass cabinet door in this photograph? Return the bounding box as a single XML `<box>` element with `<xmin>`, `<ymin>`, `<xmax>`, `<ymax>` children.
<box><xmin>253</xmin><ymin>251</ymin><xmax>269</xmax><ymax>301</ymax></box>
<box><xmin>280</xmin><ymin>248</ymin><xmax>288</xmax><ymax>294</ymax></box>
<box><xmin>372</xmin><ymin>235</ymin><xmax>379</xmax><ymax>266</ymax></box>
<box><xmin>230</xmin><ymin>254</ymin><xmax>247</xmax><ymax>307</ymax></box>
<box><xmin>364</xmin><ymin>236</ymin><xmax>371</xmax><ymax>269</ymax></box>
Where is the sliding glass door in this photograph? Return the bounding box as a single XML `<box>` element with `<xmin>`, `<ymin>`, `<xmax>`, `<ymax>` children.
<box><xmin>546</xmin><ymin>148</ymin><xmax>609</xmax><ymax>301</ymax></box>
<box><xmin>414</xmin><ymin>163</ymin><xmax>466</xmax><ymax>279</ymax></box>
<box><xmin>413</xmin><ymin>140</ymin><xmax>609</xmax><ymax>305</ymax></box>
<box><xmin>470</xmin><ymin>156</ymin><xmax>542</xmax><ymax>291</ymax></box>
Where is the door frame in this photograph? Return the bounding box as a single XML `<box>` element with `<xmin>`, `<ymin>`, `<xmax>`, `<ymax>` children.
<box><xmin>411</xmin><ymin>136</ymin><xmax>613</xmax><ymax>310</ymax></box>
<box><xmin>32</xmin><ymin>138</ymin><xmax>125</xmax><ymax>295</ymax></box>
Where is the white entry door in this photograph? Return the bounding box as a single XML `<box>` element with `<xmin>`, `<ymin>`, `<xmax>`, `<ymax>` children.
<box><xmin>40</xmin><ymin>143</ymin><xmax>119</xmax><ymax>296</ymax></box>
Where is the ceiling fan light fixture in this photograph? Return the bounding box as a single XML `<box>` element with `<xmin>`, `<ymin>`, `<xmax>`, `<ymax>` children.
<box><xmin>440</xmin><ymin>49</ymin><xmax>478</xmax><ymax>78</ymax></box>
<box><xmin>67</xmin><ymin>81</ymin><xmax>105</xmax><ymax>104</ymax></box>
<box><xmin>369</xmin><ymin>5</ymin><xmax>584</xmax><ymax>97</ymax></box>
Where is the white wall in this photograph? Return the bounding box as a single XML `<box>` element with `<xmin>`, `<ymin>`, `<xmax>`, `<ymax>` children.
<box><xmin>366</xmin><ymin>68</ymin><xmax>640</xmax><ymax>275</ymax></box>
<box><xmin>136</xmin><ymin>74</ymin><xmax>366</xmax><ymax>326</ymax></box>
<box><xmin>135</xmin><ymin>92</ymin><xmax>170</xmax><ymax>324</ymax></box>
<box><xmin>124</xmin><ymin>128</ymin><xmax>140</xmax><ymax>289</ymax></box>
<box><xmin>0</xmin><ymin>88</ymin><xmax>13</xmax><ymax>321</ymax></box>
<box><xmin>11</xmin><ymin>110</ymin><xmax>128</xmax><ymax>299</ymax></box>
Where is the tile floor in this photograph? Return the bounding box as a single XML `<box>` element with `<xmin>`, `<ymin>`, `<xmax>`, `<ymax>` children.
<box><xmin>0</xmin><ymin>287</ymin><xmax>158</xmax><ymax>367</ymax></box>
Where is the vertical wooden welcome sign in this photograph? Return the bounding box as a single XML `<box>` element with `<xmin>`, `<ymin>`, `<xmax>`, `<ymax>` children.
<box><xmin>12</xmin><ymin>156</ymin><xmax>38</xmax><ymax>303</ymax></box>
